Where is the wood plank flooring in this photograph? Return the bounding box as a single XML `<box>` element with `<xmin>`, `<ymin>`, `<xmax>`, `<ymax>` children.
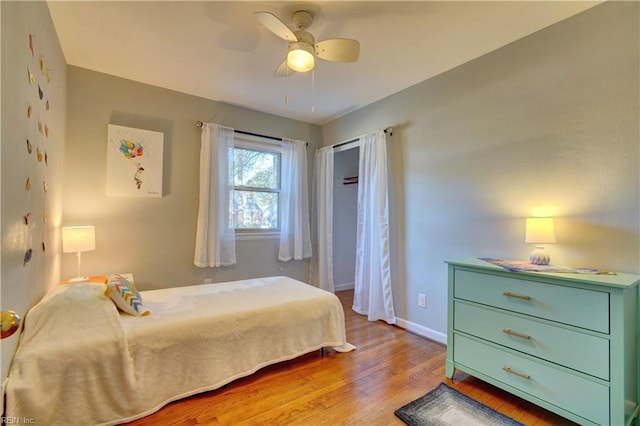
<box><xmin>125</xmin><ymin>290</ymin><xmax>574</xmax><ymax>426</ymax></box>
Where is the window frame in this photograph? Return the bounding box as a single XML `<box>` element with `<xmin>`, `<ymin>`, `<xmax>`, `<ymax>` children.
<box><xmin>230</xmin><ymin>134</ymin><xmax>283</xmax><ymax>239</ymax></box>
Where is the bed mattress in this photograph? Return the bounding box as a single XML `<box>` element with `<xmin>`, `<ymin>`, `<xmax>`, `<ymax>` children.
<box><xmin>5</xmin><ymin>276</ymin><xmax>354</xmax><ymax>425</ymax></box>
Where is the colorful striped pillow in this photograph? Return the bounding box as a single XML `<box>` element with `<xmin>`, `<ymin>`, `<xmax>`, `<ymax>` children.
<box><xmin>105</xmin><ymin>274</ymin><xmax>150</xmax><ymax>316</ymax></box>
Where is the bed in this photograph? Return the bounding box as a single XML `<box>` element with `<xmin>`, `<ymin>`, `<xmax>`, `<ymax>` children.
<box><xmin>5</xmin><ymin>276</ymin><xmax>354</xmax><ymax>425</ymax></box>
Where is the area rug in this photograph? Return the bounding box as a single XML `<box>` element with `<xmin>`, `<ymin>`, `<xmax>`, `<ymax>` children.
<box><xmin>394</xmin><ymin>383</ymin><xmax>523</xmax><ymax>426</ymax></box>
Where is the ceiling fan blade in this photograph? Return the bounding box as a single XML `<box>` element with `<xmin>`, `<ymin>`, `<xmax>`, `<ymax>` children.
<box><xmin>315</xmin><ymin>39</ymin><xmax>360</xmax><ymax>62</ymax></box>
<box><xmin>274</xmin><ymin>59</ymin><xmax>290</xmax><ymax>77</ymax></box>
<box><xmin>254</xmin><ymin>12</ymin><xmax>297</xmax><ymax>42</ymax></box>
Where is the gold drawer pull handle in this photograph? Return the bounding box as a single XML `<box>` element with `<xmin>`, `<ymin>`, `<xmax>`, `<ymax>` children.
<box><xmin>502</xmin><ymin>366</ymin><xmax>530</xmax><ymax>380</ymax></box>
<box><xmin>502</xmin><ymin>328</ymin><xmax>531</xmax><ymax>340</ymax></box>
<box><xmin>502</xmin><ymin>291</ymin><xmax>531</xmax><ymax>301</ymax></box>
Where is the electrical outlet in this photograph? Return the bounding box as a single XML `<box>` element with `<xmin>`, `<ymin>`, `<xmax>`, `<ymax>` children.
<box><xmin>418</xmin><ymin>293</ymin><xmax>426</xmax><ymax>308</ymax></box>
<box><xmin>204</xmin><ymin>278</ymin><xmax>213</xmax><ymax>284</ymax></box>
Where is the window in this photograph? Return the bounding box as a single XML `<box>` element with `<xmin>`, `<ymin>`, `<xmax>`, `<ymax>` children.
<box><xmin>230</xmin><ymin>140</ymin><xmax>281</xmax><ymax>232</ymax></box>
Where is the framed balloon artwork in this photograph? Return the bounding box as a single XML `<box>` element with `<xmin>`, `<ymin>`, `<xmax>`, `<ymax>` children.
<box><xmin>106</xmin><ymin>124</ymin><xmax>164</xmax><ymax>197</ymax></box>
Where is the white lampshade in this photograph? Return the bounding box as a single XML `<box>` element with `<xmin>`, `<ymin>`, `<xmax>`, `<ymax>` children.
<box><xmin>62</xmin><ymin>226</ymin><xmax>96</xmax><ymax>253</ymax></box>
<box><xmin>525</xmin><ymin>217</ymin><xmax>556</xmax><ymax>244</ymax></box>
<box><xmin>287</xmin><ymin>42</ymin><xmax>315</xmax><ymax>72</ymax></box>
<box><xmin>525</xmin><ymin>217</ymin><xmax>555</xmax><ymax>265</ymax></box>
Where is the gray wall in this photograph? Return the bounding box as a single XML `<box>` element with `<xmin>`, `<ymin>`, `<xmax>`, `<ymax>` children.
<box><xmin>63</xmin><ymin>67</ymin><xmax>321</xmax><ymax>289</ymax></box>
<box><xmin>1</xmin><ymin>1</ymin><xmax>67</xmax><ymax>390</ymax></box>
<box><xmin>321</xmin><ymin>1</ymin><xmax>639</xmax><ymax>342</ymax></box>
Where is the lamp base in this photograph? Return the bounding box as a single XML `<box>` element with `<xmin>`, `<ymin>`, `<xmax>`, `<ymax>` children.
<box><xmin>529</xmin><ymin>246</ymin><xmax>550</xmax><ymax>265</ymax></box>
<box><xmin>67</xmin><ymin>276</ymin><xmax>90</xmax><ymax>283</ymax></box>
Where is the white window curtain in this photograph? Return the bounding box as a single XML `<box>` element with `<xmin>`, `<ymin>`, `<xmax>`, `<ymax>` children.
<box><xmin>353</xmin><ymin>130</ymin><xmax>396</xmax><ymax>324</ymax></box>
<box><xmin>278</xmin><ymin>138</ymin><xmax>312</xmax><ymax>262</ymax></box>
<box><xmin>194</xmin><ymin>123</ymin><xmax>236</xmax><ymax>267</ymax></box>
<box><xmin>308</xmin><ymin>146</ymin><xmax>335</xmax><ymax>292</ymax></box>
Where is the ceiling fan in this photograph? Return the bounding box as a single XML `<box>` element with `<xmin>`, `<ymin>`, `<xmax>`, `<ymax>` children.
<box><xmin>254</xmin><ymin>10</ymin><xmax>360</xmax><ymax>76</ymax></box>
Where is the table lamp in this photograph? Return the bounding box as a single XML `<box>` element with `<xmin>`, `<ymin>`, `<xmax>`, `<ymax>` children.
<box><xmin>62</xmin><ymin>226</ymin><xmax>96</xmax><ymax>282</ymax></box>
<box><xmin>525</xmin><ymin>217</ymin><xmax>555</xmax><ymax>265</ymax></box>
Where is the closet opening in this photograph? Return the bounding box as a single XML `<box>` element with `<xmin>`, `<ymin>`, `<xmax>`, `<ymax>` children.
<box><xmin>332</xmin><ymin>146</ymin><xmax>359</xmax><ymax>291</ymax></box>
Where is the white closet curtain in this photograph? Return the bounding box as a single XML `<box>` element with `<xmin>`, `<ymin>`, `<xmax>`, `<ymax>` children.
<box><xmin>309</xmin><ymin>146</ymin><xmax>335</xmax><ymax>292</ymax></box>
<box><xmin>278</xmin><ymin>138</ymin><xmax>312</xmax><ymax>261</ymax></box>
<box><xmin>353</xmin><ymin>130</ymin><xmax>396</xmax><ymax>324</ymax></box>
<box><xmin>194</xmin><ymin>123</ymin><xmax>236</xmax><ymax>267</ymax></box>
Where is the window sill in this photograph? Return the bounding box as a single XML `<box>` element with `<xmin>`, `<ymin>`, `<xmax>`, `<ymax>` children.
<box><xmin>235</xmin><ymin>232</ymin><xmax>280</xmax><ymax>241</ymax></box>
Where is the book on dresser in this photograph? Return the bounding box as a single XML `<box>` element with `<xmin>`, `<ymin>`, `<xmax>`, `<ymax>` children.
<box><xmin>445</xmin><ymin>258</ymin><xmax>640</xmax><ymax>426</ymax></box>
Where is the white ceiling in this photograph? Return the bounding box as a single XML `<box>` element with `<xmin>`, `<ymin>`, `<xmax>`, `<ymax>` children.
<box><xmin>47</xmin><ymin>1</ymin><xmax>601</xmax><ymax>125</ymax></box>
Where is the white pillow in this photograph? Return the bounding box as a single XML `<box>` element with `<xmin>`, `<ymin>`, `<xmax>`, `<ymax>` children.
<box><xmin>105</xmin><ymin>274</ymin><xmax>150</xmax><ymax>316</ymax></box>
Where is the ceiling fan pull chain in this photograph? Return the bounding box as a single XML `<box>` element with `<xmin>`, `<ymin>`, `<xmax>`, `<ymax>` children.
<box><xmin>284</xmin><ymin>62</ymin><xmax>289</xmax><ymax>104</ymax></box>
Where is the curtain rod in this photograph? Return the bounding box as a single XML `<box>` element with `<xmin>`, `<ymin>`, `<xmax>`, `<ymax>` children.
<box><xmin>195</xmin><ymin>121</ymin><xmax>308</xmax><ymax>146</ymax></box>
<box><xmin>331</xmin><ymin>127</ymin><xmax>393</xmax><ymax>150</ymax></box>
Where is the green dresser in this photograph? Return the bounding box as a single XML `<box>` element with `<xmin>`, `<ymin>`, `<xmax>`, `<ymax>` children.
<box><xmin>446</xmin><ymin>258</ymin><xmax>640</xmax><ymax>425</ymax></box>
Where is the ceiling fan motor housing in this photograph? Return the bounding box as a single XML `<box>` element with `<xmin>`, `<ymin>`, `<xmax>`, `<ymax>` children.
<box><xmin>291</xmin><ymin>30</ymin><xmax>315</xmax><ymax>51</ymax></box>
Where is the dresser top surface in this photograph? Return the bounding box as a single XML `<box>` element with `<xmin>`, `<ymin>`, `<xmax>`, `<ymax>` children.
<box><xmin>447</xmin><ymin>258</ymin><xmax>640</xmax><ymax>289</ymax></box>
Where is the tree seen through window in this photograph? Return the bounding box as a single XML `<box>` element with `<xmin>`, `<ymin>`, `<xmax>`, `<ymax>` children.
<box><xmin>230</xmin><ymin>147</ymin><xmax>280</xmax><ymax>230</ymax></box>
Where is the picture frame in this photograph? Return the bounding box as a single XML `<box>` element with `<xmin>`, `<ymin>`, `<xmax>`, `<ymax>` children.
<box><xmin>107</xmin><ymin>124</ymin><xmax>164</xmax><ymax>197</ymax></box>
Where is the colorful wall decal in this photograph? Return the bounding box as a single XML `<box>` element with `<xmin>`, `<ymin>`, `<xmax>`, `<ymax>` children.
<box><xmin>17</xmin><ymin>30</ymin><xmax>60</xmax><ymax>271</ymax></box>
<box><xmin>23</xmin><ymin>248</ymin><xmax>33</xmax><ymax>266</ymax></box>
<box><xmin>107</xmin><ymin>124</ymin><xmax>164</xmax><ymax>197</ymax></box>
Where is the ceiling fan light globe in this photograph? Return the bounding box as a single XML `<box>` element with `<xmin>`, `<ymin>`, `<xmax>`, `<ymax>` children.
<box><xmin>287</xmin><ymin>43</ymin><xmax>314</xmax><ymax>72</ymax></box>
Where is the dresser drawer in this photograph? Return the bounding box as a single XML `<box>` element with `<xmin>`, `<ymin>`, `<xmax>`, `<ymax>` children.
<box><xmin>454</xmin><ymin>301</ymin><xmax>609</xmax><ymax>380</ymax></box>
<box><xmin>454</xmin><ymin>270</ymin><xmax>609</xmax><ymax>333</ymax></box>
<box><xmin>454</xmin><ymin>334</ymin><xmax>609</xmax><ymax>425</ymax></box>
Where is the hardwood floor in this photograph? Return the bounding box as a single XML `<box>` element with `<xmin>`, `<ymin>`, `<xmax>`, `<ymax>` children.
<box><xmin>125</xmin><ymin>290</ymin><xmax>574</xmax><ymax>426</ymax></box>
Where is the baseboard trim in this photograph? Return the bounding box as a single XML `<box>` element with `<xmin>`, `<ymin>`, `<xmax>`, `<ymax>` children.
<box><xmin>334</xmin><ymin>282</ymin><xmax>355</xmax><ymax>292</ymax></box>
<box><xmin>395</xmin><ymin>318</ymin><xmax>447</xmax><ymax>345</ymax></box>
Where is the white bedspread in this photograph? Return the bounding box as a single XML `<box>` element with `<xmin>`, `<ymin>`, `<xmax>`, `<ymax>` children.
<box><xmin>5</xmin><ymin>283</ymin><xmax>136</xmax><ymax>425</ymax></box>
<box><xmin>5</xmin><ymin>276</ymin><xmax>353</xmax><ymax>425</ymax></box>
